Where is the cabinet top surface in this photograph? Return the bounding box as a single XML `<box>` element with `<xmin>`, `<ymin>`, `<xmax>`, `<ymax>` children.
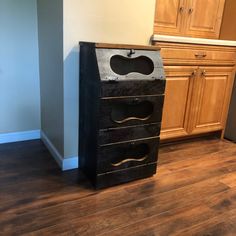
<box><xmin>152</xmin><ymin>35</ymin><xmax>236</xmax><ymax>48</ymax></box>
<box><xmin>80</xmin><ymin>42</ymin><xmax>160</xmax><ymax>51</ymax></box>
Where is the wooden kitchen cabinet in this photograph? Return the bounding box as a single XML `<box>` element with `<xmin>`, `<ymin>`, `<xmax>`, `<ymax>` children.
<box><xmin>161</xmin><ymin>66</ymin><xmax>196</xmax><ymax>139</ymax></box>
<box><xmin>188</xmin><ymin>67</ymin><xmax>235</xmax><ymax>134</ymax></box>
<box><xmin>157</xmin><ymin>42</ymin><xmax>236</xmax><ymax>140</ymax></box>
<box><xmin>185</xmin><ymin>0</ymin><xmax>226</xmax><ymax>38</ymax></box>
<box><xmin>154</xmin><ymin>0</ymin><xmax>226</xmax><ymax>39</ymax></box>
<box><xmin>154</xmin><ymin>0</ymin><xmax>185</xmax><ymax>36</ymax></box>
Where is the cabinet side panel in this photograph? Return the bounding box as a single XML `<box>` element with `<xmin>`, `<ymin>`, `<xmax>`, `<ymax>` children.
<box><xmin>79</xmin><ymin>43</ymin><xmax>100</xmax><ymax>181</ymax></box>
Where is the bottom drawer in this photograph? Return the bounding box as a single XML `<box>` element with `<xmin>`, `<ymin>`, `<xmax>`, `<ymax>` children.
<box><xmin>95</xmin><ymin>163</ymin><xmax>157</xmax><ymax>189</ymax></box>
<box><xmin>97</xmin><ymin>137</ymin><xmax>159</xmax><ymax>174</ymax></box>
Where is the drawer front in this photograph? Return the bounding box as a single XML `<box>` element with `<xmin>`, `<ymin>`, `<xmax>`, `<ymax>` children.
<box><xmin>160</xmin><ymin>46</ymin><xmax>236</xmax><ymax>64</ymax></box>
<box><xmin>101</xmin><ymin>76</ymin><xmax>165</xmax><ymax>97</ymax></box>
<box><xmin>95</xmin><ymin>162</ymin><xmax>157</xmax><ymax>189</ymax></box>
<box><xmin>97</xmin><ymin>137</ymin><xmax>159</xmax><ymax>174</ymax></box>
<box><xmin>99</xmin><ymin>95</ymin><xmax>164</xmax><ymax>129</ymax></box>
<box><xmin>99</xmin><ymin>123</ymin><xmax>161</xmax><ymax>145</ymax></box>
<box><xmin>96</xmin><ymin>48</ymin><xmax>165</xmax><ymax>97</ymax></box>
<box><xmin>96</xmin><ymin>48</ymin><xmax>164</xmax><ymax>79</ymax></box>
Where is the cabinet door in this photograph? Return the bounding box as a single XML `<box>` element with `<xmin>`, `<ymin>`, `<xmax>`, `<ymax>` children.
<box><xmin>154</xmin><ymin>0</ymin><xmax>186</xmax><ymax>36</ymax></box>
<box><xmin>161</xmin><ymin>67</ymin><xmax>197</xmax><ymax>140</ymax></box>
<box><xmin>189</xmin><ymin>67</ymin><xmax>235</xmax><ymax>134</ymax></box>
<box><xmin>185</xmin><ymin>0</ymin><xmax>225</xmax><ymax>39</ymax></box>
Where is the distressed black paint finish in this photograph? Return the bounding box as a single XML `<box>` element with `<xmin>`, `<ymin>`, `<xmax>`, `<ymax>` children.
<box><xmin>101</xmin><ymin>78</ymin><xmax>166</xmax><ymax>97</ymax></box>
<box><xmin>97</xmin><ymin>137</ymin><xmax>160</xmax><ymax>174</ymax></box>
<box><xmin>96</xmin><ymin>163</ymin><xmax>158</xmax><ymax>189</ymax></box>
<box><xmin>99</xmin><ymin>95</ymin><xmax>164</xmax><ymax>129</ymax></box>
<box><xmin>99</xmin><ymin>123</ymin><xmax>161</xmax><ymax>145</ymax></box>
<box><xmin>79</xmin><ymin>42</ymin><xmax>165</xmax><ymax>189</ymax></box>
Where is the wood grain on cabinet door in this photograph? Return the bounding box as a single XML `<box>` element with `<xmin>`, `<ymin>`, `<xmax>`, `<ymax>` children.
<box><xmin>188</xmin><ymin>67</ymin><xmax>235</xmax><ymax>135</ymax></box>
<box><xmin>161</xmin><ymin>66</ymin><xmax>197</xmax><ymax>140</ymax></box>
<box><xmin>154</xmin><ymin>0</ymin><xmax>186</xmax><ymax>36</ymax></box>
<box><xmin>185</xmin><ymin>0</ymin><xmax>225</xmax><ymax>39</ymax></box>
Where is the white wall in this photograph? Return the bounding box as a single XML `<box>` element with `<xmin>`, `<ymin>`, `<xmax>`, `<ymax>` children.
<box><xmin>0</xmin><ymin>0</ymin><xmax>156</xmax><ymax>165</ymax></box>
<box><xmin>0</xmin><ymin>0</ymin><xmax>41</xmax><ymax>134</ymax></box>
<box><xmin>37</xmin><ymin>0</ymin><xmax>64</xmax><ymax>156</ymax></box>
<box><xmin>63</xmin><ymin>0</ymin><xmax>156</xmax><ymax>158</ymax></box>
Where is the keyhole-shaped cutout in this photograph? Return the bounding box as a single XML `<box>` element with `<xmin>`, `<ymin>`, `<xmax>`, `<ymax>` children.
<box><xmin>111</xmin><ymin>100</ymin><xmax>154</xmax><ymax>124</ymax></box>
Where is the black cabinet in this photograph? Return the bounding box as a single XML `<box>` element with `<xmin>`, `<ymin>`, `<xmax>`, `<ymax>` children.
<box><xmin>79</xmin><ymin>42</ymin><xmax>165</xmax><ymax>189</ymax></box>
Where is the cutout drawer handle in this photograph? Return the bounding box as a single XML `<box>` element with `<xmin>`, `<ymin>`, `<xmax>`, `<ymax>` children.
<box><xmin>111</xmin><ymin>100</ymin><xmax>154</xmax><ymax>124</ymax></box>
<box><xmin>113</xmin><ymin>115</ymin><xmax>152</xmax><ymax>124</ymax></box>
<box><xmin>111</xmin><ymin>155</ymin><xmax>148</xmax><ymax>167</ymax></box>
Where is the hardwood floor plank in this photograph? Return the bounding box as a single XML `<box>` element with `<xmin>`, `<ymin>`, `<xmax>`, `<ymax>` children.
<box><xmin>175</xmin><ymin>207</ymin><xmax>236</xmax><ymax>236</ymax></box>
<box><xmin>220</xmin><ymin>173</ymin><xmax>236</xmax><ymax>188</ymax></box>
<box><xmin>21</xmin><ymin>177</ymin><xmax>228</xmax><ymax>235</ymax></box>
<box><xmin>1</xmin><ymin>137</ymin><xmax>236</xmax><ymax>235</ymax></box>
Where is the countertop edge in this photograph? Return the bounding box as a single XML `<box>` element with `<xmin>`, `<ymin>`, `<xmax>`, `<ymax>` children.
<box><xmin>152</xmin><ymin>35</ymin><xmax>236</xmax><ymax>47</ymax></box>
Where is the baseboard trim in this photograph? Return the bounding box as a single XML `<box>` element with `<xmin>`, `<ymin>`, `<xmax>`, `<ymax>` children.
<box><xmin>41</xmin><ymin>131</ymin><xmax>78</xmax><ymax>171</ymax></box>
<box><xmin>0</xmin><ymin>130</ymin><xmax>40</xmax><ymax>144</ymax></box>
<box><xmin>63</xmin><ymin>156</ymin><xmax>79</xmax><ymax>171</ymax></box>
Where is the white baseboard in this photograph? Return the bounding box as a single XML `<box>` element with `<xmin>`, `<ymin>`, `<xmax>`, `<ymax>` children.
<box><xmin>0</xmin><ymin>130</ymin><xmax>40</xmax><ymax>144</ymax></box>
<box><xmin>63</xmin><ymin>156</ymin><xmax>79</xmax><ymax>171</ymax></box>
<box><xmin>41</xmin><ymin>131</ymin><xmax>78</xmax><ymax>171</ymax></box>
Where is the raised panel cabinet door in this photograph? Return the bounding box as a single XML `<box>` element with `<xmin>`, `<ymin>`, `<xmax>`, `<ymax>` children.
<box><xmin>161</xmin><ymin>67</ymin><xmax>197</xmax><ymax>140</ymax></box>
<box><xmin>185</xmin><ymin>0</ymin><xmax>225</xmax><ymax>39</ymax></box>
<box><xmin>154</xmin><ymin>0</ymin><xmax>186</xmax><ymax>35</ymax></box>
<box><xmin>189</xmin><ymin>67</ymin><xmax>235</xmax><ymax>134</ymax></box>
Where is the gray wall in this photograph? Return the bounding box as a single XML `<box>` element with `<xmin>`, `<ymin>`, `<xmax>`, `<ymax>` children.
<box><xmin>0</xmin><ymin>0</ymin><xmax>41</xmax><ymax>133</ymax></box>
<box><xmin>37</xmin><ymin>0</ymin><xmax>64</xmax><ymax>155</ymax></box>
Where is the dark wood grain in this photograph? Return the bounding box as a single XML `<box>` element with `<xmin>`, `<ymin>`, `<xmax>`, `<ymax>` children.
<box><xmin>99</xmin><ymin>122</ymin><xmax>161</xmax><ymax>145</ymax></box>
<box><xmin>99</xmin><ymin>95</ymin><xmax>164</xmax><ymax>128</ymax></box>
<box><xmin>79</xmin><ymin>42</ymin><xmax>165</xmax><ymax>188</ymax></box>
<box><xmin>1</xmin><ymin>137</ymin><xmax>236</xmax><ymax>235</ymax></box>
<box><xmin>97</xmin><ymin>137</ymin><xmax>159</xmax><ymax>174</ymax></box>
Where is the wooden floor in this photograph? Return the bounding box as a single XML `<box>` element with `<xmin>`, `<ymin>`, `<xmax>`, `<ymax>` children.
<box><xmin>1</xmin><ymin>137</ymin><xmax>236</xmax><ymax>235</ymax></box>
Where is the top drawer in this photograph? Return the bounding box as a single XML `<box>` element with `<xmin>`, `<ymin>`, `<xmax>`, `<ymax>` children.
<box><xmin>157</xmin><ymin>43</ymin><xmax>236</xmax><ymax>65</ymax></box>
<box><xmin>96</xmin><ymin>48</ymin><xmax>165</xmax><ymax>97</ymax></box>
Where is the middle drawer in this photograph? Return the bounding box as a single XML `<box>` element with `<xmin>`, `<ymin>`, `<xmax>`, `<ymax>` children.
<box><xmin>99</xmin><ymin>122</ymin><xmax>161</xmax><ymax>145</ymax></box>
<box><xmin>99</xmin><ymin>95</ymin><xmax>164</xmax><ymax>129</ymax></box>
